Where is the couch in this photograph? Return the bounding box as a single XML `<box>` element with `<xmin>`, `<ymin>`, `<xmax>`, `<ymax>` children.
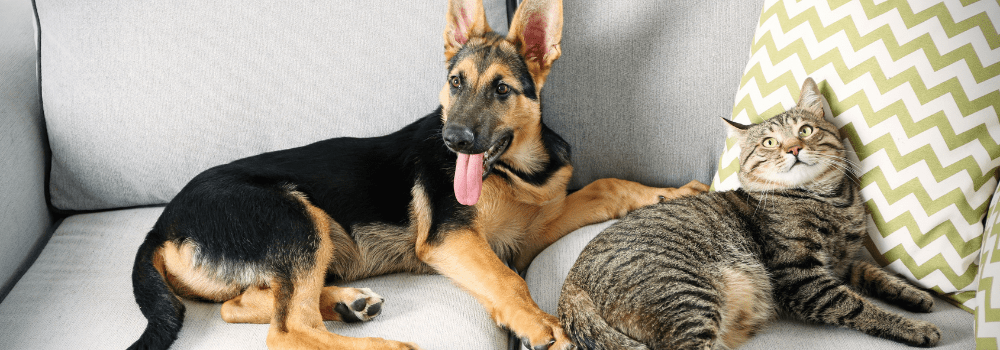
<box><xmin>0</xmin><ymin>0</ymin><xmax>981</xmax><ymax>348</ymax></box>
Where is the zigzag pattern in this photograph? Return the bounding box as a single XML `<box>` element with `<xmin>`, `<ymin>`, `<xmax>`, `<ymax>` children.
<box><xmin>976</xmin><ymin>188</ymin><xmax>1000</xmax><ymax>346</ymax></box>
<box><xmin>713</xmin><ymin>0</ymin><xmax>1000</xmax><ymax>307</ymax></box>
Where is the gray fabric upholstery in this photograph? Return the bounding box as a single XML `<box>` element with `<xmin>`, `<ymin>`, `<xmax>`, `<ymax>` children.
<box><xmin>543</xmin><ymin>0</ymin><xmax>764</xmax><ymax>190</ymax></box>
<box><xmin>524</xmin><ymin>221</ymin><xmax>975</xmax><ymax>349</ymax></box>
<box><xmin>38</xmin><ymin>0</ymin><xmax>761</xmax><ymax>210</ymax></box>
<box><xmin>0</xmin><ymin>208</ymin><xmax>508</xmax><ymax>349</ymax></box>
<box><xmin>0</xmin><ymin>0</ymin><xmax>54</xmax><ymax>301</ymax></box>
<box><xmin>37</xmin><ymin>0</ymin><xmax>509</xmax><ymax>211</ymax></box>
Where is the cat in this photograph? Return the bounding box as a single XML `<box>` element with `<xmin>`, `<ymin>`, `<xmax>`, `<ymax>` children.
<box><xmin>557</xmin><ymin>78</ymin><xmax>941</xmax><ymax>349</ymax></box>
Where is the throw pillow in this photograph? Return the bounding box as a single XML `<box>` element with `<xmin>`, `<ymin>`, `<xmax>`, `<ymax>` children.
<box><xmin>712</xmin><ymin>0</ymin><xmax>1000</xmax><ymax>311</ymax></box>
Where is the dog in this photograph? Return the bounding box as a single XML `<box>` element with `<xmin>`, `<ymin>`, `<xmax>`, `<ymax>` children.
<box><xmin>128</xmin><ymin>0</ymin><xmax>708</xmax><ymax>349</ymax></box>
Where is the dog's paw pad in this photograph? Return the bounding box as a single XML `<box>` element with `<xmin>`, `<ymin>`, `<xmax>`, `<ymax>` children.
<box><xmin>333</xmin><ymin>288</ymin><xmax>383</xmax><ymax>323</ymax></box>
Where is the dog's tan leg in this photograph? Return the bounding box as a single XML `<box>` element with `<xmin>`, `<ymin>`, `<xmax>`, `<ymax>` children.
<box><xmin>221</xmin><ymin>285</ymin><xmax>273</xmax><ymax>324</ymax></box>
<box><xmin>264</xmin><ymin>277</ymin><xmax>419</xmax><ymax>350</ymax></box>
<box><xmin>513</xmin><ymin>179</ymin><xmax>708</xmax><ymax>269</ymax></box>
<box><xmin>419</xmin><ymin>231</ymin><xmax>571</xmax><ymax>350</ymax></box>
<box><xmin>557</xmin><ymin>178</ymin><xmax>707</xmax><ymax>226</ymax></box>
<box><xmin>253</xmin><ymin>196</ymin><xmax>418</xmax><ymax>350</ymax></box>
<box><xmin>221</xmin><ymin>285</ymin><xmax>384</xmax><ymax>324</ymax></box>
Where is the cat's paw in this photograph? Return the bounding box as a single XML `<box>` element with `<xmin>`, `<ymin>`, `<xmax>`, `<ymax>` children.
<box><xmin>897</xmin><ymin>319</ymin><xmax>941</xmax><ymax>347</ymax></box>
<box><xmin>656</xmin><ymin>180</ymin><xmax>710</xmax><ymax>203</ymax></box>
<box><xmin>897</xmin><ymin>287</ymin><xmax>935</xmax><ymax>313</ymax></box>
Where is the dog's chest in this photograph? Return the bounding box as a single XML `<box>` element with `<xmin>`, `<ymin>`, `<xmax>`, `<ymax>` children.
<box><xmin>476</xmin><ymin>177</ymin><xmax>562</xmax><ymax>262</ymax></box>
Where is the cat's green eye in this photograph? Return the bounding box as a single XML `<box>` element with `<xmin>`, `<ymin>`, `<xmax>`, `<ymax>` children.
<box><xmin>799</xmin><ymin>125</ymin><xmax>814</xmax><ymax>137</ymax></box>
<box><xmin>762</xmin><ymin>137</ymin><xmax>778</xmax><ymax>148</ymax></box>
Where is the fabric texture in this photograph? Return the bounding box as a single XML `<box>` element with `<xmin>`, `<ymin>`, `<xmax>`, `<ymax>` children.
<box><xmin>0</xmin><ymin>208</ymin><xmax>508</xmax><ymax>349</ymax></box>
<box><xmin>0</xmin><ymin>0</ymin><xmax>54</xmax><ymax>301</ymax></box>
<box><xmin>524</xmin><ymin>221</ymin><xmax>975</xmax><ymax>349</ymax></box>
<box><xmin>976</xmin><ymin>186</ymin><xmax>1000</xmax><ymax>349</ymax></box>
<box><xmin>38</xmin><ymin>0</ymin><xmax>765</xmax><ymax>211</ymax></box>
<box><xmin>711</xmin><ymin>0</ymin><xmax>1000</xmax><ymax>311</ymax></box>
<box><xmin>541</xmin><ymin>0</ymin><xmax>764</xmax><ymax>191</ymax></box>
<box><xmin>38</xmin><ymin>0</ymin><xmax>513</xmax><ymax>211</ymax></box>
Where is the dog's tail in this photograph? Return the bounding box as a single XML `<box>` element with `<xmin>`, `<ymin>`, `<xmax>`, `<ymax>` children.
<box><xmin>128</xmin><ymin>231</ymin><xmax>184</xmax><ymax>350</ymax></box>
<box><xmin>558</xmin><ymin>282</ymin><xmax>648</xmax><ymax>350</ymax></box>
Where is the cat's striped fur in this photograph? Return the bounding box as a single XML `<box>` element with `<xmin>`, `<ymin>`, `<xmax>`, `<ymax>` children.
<box><xmin>557</xmin><ymin>78</ymin><xmax>941</xmax><ymax>349</ymax></box>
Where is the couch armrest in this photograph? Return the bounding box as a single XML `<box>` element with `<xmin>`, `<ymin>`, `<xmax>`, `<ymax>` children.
<box><xmin>976</xmin><ymin>185</ymin><xmax>1000</xmax><ymax>347</ymax></box>
<box><xmin>0</xmin><ymin>0</ymin><xmax>55</xmax><ymax>302</ymax></box>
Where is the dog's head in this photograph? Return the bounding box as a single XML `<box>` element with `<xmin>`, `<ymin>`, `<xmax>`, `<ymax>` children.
<box><xmin>439</xmin><ymin>0</ymin><xmax>563</xmax><ymax>205</ymax></box>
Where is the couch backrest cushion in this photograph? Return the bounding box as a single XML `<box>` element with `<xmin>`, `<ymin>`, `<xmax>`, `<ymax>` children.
<box><xmin>40</xmin><ymin>0</ymin><xmax>762</xmax><ymax>211</ymax></box>
<box><xmin>39</xmin><ymin>0</ymin><xmax>508</xmax><ymax>210</ymax></box>
<box><xmin>542</xmin><ymin>0</ymin><xmax>764</xmax><ymax>190</ymax></box>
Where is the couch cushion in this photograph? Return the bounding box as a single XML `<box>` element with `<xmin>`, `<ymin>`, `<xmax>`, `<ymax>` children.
<box><xmin>540</xmin><ymin>0</ymin><xmax>764</xmax><ymax>191</ymax></box>
<box><xmin>525</xmin><ymin>221</ymin><xmax>975</xmax><ymax>349</ymax></box>
<box><xmin>0</xmin><ymin>208</ymin><xmax>507</xmax><ymax>349</ymax></box>
<box><xmin>40</xmin><ymin>0</ymin><xmax>766</xmax><ymax>212</ymax></box>
<box><xmin>711</xmin><ymin>0</ymin><xmax>1000</xmax><ymax>310</ymax></box>
<box><xmin>0</xmin><ymin>0</ymin><xmax>53</xmax><ymax>300</ymax></box>
<box><xmin>38</xmin><ymin>0</ymin><xmax>511</xmax><ymax>211</ymax></box>
<box><xmin>975</xmin><ymin>185</ymin><xmax>1000</xmax><ymax>348</ymax></box>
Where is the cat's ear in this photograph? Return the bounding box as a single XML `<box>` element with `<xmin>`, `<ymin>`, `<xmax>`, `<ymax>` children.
<box><xmin>721</xmin><ymin>117</ymin><xmax>750</xmax><ymax>138</ymax></box>
<box><xmin>797</xmin><ymin>77</ymin><xmax>824</xmax><ymax>118</ymax></box>
<box><xmin>444</xmin><ymin>0</ymin><xmax>492</xmax><ymax>61</ymax></box>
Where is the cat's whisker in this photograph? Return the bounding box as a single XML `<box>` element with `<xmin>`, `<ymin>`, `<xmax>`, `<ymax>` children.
<box><xmin>754</xmin><ymin>174</ymin><xmax>777</xmax><ymax>215</ymax></box>
<box><xmin>813</xmin><ymin>158</ymin><xmax>862</xmax><ymax>187</ymax></box>
<box><xmin>812</xmin><ymin>154</ymin><xmax>862</xmax><ymax>176</ymax></box>
<box><xmin>823</xmin><ymin>159</ymin><xmax>862</xmax><ymax>180</ymax></box>
<box><xmin>820</xmin><ymin>154</ymin><xmax>862</xmax><ymax>171</ymax></box>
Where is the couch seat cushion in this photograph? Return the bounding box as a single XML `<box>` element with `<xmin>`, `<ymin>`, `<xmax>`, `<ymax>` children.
<box><xmin>525</xmin><ymin>221</ymin><xmax>975</xmax><ymax>349</ymax></box>
<box><xmin>0</xmin><ymin>207</ymin><xmax>507</xmax><ymax>349</ymax></box>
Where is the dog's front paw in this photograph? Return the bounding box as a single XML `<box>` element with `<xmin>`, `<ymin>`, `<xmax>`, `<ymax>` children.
<box><xmin>507</xmin><ymin>310</ymin><xmax>575</xmax><ymax>350</ymax></box>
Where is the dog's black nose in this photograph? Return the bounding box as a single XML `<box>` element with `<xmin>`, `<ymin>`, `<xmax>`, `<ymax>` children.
<box><xmin>443</xmin><ymin>125</ymin><xmax>475</xmax><ymax>151</ymax></box>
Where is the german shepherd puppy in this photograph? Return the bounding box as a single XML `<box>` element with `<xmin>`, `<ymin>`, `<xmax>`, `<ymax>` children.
<box><xmin>129</xmin><ymin>0</ymin><xmax>707</xmax><ymax>349</ymax></box>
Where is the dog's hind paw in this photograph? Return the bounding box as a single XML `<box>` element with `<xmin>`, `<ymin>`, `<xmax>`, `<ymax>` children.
<box><xmin>322</xmin><ymin>287</ymin><xmax>385</xmax><ymax>323</ymax></box>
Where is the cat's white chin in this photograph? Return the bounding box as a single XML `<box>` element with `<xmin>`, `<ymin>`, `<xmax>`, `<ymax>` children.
<box><xmin>769</xmin><ymin>161</ymin><xmax>828</xmax><ymax>188</ymax></box>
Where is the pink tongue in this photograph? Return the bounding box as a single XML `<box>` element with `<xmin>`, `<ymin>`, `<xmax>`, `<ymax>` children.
<box><xmin>454</xmin><ymin>153</ymin><xmax>485</xmax><ymax>206</ymax></box>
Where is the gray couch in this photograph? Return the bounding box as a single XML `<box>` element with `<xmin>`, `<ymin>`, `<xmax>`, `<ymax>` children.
<box><xmin>0</xmin><ymin>0</ymin><xmax>975</xmax><ymax>349</ymax></box>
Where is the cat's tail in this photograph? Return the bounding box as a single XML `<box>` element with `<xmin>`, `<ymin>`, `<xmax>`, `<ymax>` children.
<box><xmin>557</xmin><ymin>282</ymin><xmax>648</xmax><ymax>350</ymax></box>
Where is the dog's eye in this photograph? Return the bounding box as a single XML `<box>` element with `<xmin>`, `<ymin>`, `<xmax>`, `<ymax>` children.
<box><xmin>496</xmin><ymin>83</ymin><xmax>510</xmax><ymax>95</ymax></box>
<box><xmin>450</xmin><ymin>76</ymin><xmax>461</xmax><ymax>89</ymax></box>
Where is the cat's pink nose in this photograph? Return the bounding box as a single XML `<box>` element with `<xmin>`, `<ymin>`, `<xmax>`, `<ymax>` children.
<box><xmin>788</xmin><ymin>146</ymin><xmax>801</xmax><ymax>156</ymax></box>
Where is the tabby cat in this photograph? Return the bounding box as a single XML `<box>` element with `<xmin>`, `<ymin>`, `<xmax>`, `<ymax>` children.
<box><xmin>557</xmin><ymin>78</ymin><xmax>941</xmax><ymax>349</ymax></box>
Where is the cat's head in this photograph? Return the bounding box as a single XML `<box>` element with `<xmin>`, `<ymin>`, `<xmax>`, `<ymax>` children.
<box><xmin>724</xmin><ymin>78</ymin><xmax>848</xmax><ymax>193</ymax></box>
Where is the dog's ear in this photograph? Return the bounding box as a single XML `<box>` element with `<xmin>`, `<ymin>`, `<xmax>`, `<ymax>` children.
<box><xmin>507</xmin><ymin>0</ymin><xmax>563</xmax><ymax>91</ymax></box>
<box><xmin>444</xmin><ymin>0</ymin><xmax>492</xmax><ymax>61</ymax></box>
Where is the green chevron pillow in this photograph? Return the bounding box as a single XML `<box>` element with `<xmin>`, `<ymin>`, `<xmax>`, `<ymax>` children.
<box><xmin>977</xmin><ymin>186</ymin><xmax>1000</xmax><ymax>347</ymax></box>
<box><xmin>712</xmin><ymin>0</ymin><xmax>1000</xmax><ymax>311</ymax></box>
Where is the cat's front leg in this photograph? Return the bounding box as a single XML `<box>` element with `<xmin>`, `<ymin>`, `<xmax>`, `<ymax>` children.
<box><xmin>843</xmin><ymin>260</ymin><xmax>935</xmax><ymax>313</ymax></box>
<box><xmin>774</xmin><ymin>267</ymin><xmax>940</xmax><ymax>347</ymax></box>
